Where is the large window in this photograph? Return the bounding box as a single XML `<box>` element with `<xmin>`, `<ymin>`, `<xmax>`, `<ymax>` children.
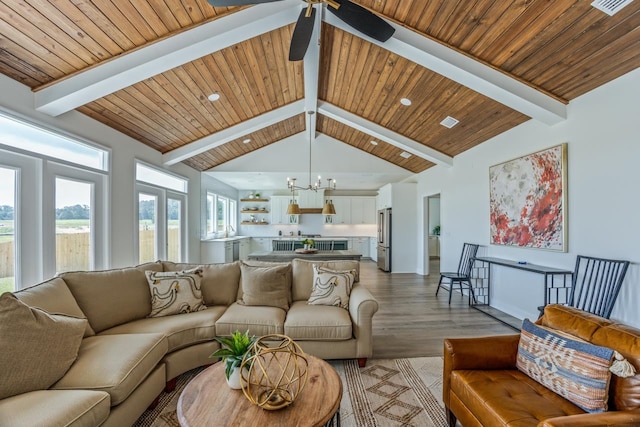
<box><xmin>0</xmin><ymin>110</ymin><xmax>109</xmax><ymax>287</ymax></box>
<box><xmin>206</xmin><ymin>192</ymin><xmax>237</xmax><ymax>238</ymax></box>
<box><xmin>136</xmin><ymin>162</ymin><xmax>187</xmax><ymax>263</ymax></box>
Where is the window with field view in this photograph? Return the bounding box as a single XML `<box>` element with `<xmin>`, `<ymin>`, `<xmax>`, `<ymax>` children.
<box><xmin>205</xmin><ymin>192</ymin><xmax>236</xmax><ymax>238</ymax></box>
<box><xmin>167</xmin><ymin>198</ymin><xmax>182</xmax><ymax>263</ymax></box>
<box><xmin>56</xmin><ymin>178</ymin><xmax>93</xmax><ymax>273</ymax></box>
<box><xmin>0</xmin><ymin>167</ymin><xmax>16</xmax><ymax>293</ymax></box>
<box><xmin>139</xmin><ymin>193</ymin><xmax>157</xmax><ymax>264</ymax></box>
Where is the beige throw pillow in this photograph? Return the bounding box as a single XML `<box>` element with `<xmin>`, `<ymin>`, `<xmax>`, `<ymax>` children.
<box><xmin>146</xmin><ymin>267</ymin><xmax>206</xmax><ymax>317</ymax></box>
<box><xmin>0</xmin><ymin>293</ymin><xmax>87</xmax><ymax>400</ymax></box>
<box><xmin>238</xmin><ymin>262</ymin><xmax>291</xmax><ymax>310</ymax></box>
<box><xmin>308</xmin><ymin>265</ymin><xmax>356</xmax><ymax>309</ymax></box>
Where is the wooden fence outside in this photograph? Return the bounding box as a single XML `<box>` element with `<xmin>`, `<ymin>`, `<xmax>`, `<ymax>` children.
<box><xmin>0</xmin><ymin>229</ymin><xmax>180</xmax><ymax>279</ymax></box>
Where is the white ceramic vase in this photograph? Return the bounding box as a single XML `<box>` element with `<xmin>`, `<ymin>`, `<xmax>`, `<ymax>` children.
<box><xmin>226</xmin><ymin>366</ymin><xmax>244</xmax><ymax>389</ymax></box>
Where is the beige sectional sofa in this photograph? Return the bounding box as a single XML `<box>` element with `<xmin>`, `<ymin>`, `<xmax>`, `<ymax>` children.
<box><xmin>0</xmin><ymin>259</ymin><xmax>378</xmax><ymax>427</ymax></box>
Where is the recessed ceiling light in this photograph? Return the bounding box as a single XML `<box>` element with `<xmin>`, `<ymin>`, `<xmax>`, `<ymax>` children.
<box><xmin>400</xmin><ymin>151</ymin><xmax>411</xmax><ymax>159</ymax></box>
<box><xmin>370</xmin><ymin>140</ymin><xmax>378</xmax><ymax>145</ymax></box>
<box><xmin>242</xmin><ymin>138</ymin><xmax>251</xmax><ymax>144</ymax></box>
<box><xmin>400</xmin><ymin>98</ymin><xmax>412</xmax><ymax>106</ymax></box>
<box><xmin>207</xmin><ymin>93</ymin><xmax>220</xmax><ymax>102</ymax></box>
<box><xmin>440</xmin><ymin>116</ymin><xmax>459</xmax><ymax>128</ymax></box>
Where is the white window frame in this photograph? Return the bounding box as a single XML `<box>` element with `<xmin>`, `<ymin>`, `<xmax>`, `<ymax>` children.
<box><xmin>205</xmin><ymin>192</ymin><xmax>237</xmax><ymax>238</ymax></box>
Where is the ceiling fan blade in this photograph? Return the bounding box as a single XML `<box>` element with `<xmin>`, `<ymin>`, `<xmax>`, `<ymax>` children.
<box><xmin>289</xmin><ymin>8</ymin><xmax>316</xmax><ymax>61</ymax></box>
<box><xmin>207</xmin><ymin>0</ymin><xmax>282</xmax><ymax>7</ymax></box>
<box><xmin>327</xmin><ymin>0</ymin><xmax>395</xmax><ymax>42</ymax></box>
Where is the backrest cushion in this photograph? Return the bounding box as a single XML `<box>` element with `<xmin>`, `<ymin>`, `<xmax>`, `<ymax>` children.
<box><xmin>60</xmin><ymin>261</ymin><xmax>163</xmax><ymax>332</ymax></box>
<box><xmin>517</xmin><ymin>318</ymin><xmax>614</xmax><ymax>413</ymax></box>
<box><xmin>163</xmin><ymin>261</ymin><xmax>241</xmax><ymax>306</ymax></box>
<box><xmin>292</xmin><ymin>259</ymin><xmax>360</xmax><ymax>301</ymax></box>
<box><xmin>591</xmin><ymin>322</ymin><xmax>640</xmax><ymax>411</ymax></box>
<box><xmin>539</xmin><ymin>304</ymin><xmax>612</xmax><ymax>341</ymax></box>
<box><xmin>240</xmin><ymin>260</ymin><xmax>292</xmax><ymax>302</ymax></box>
<box><xmin>0</xmin><ymin>293</ymin><xmax>87</xmax><ymax>399</ymax></box>
<box><xmin>237</xmin><ymin>262</ymin><xmax>291</xmax><ymax>310</ymax></box>
<box><xmin>15</xmin><ymin>277</ymin><xmax>95</xmax><ymax>337</ymax></box>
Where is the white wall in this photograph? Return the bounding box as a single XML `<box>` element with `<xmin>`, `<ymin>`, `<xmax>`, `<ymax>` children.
<box><xmin>416</xmin><ymin>68</ymin><xmax>640</xmax><ymax>327</ymax></box>
<box><xmin>0</xmin><ymin>75</ymin><xmax>202</xmax><ymax>273</ymax></box>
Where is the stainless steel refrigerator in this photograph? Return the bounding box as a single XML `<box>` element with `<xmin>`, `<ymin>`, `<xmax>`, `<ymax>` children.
<box><xmin>377</xmin><ymin>208</ymin><xmax>392</xmax><ymax>272</ymax></box>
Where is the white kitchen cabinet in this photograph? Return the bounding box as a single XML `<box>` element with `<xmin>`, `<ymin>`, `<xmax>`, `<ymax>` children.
<box><xmin>377</xmin><ymin>184</ymin><xmax>392</xmax><ymax>209</ymax></box>
<box><xmin>325</xmin><ymin>196</ymin><xmax>351</xmax><ymax>224</ymax></box>
<box><xmin>298</xmin><ymin>190</ymin><xmax>324</xmax><ymax>208</ymax></box>
<box><xmin>239</xmin><ymin>239</ymin><xmax>251</xmax><ymax>260</ymax></box>
<box><xmin>201</xmin><ymin>240</ymin><xmax>232</xmax><ymax>263</ymax></box>
<box><xmin>352</xmin><ymin>237</ymin><xmax>370</xmax><ymax>258</ymax></box>
<box><xmin>350</xmin><ymin>197</ymin><xmax>376</xmax><ymax>224</ymax></box>
<box><xmin>369</xmin><ymin>237</ymin><xmax>378</xmax><ymax>262</ymax></box>
<box><xmin>270</xmin><ymin>196</ymin><xmax>298</xmax><ymax>225</ymax></box>
<box><xmin>251</xmin><ymin>237</ymin><xmax>271</xmax><ymax>252</ymax></box>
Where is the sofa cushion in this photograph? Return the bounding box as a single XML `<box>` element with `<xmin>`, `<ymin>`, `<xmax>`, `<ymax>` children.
<box><xmin>0</xmin><ymin>293</ymin><xmax>87</xmax><ymax>400</ymax></box>
<box><xmin>308</xmin><ymin>265</ymin><xmax>355</xmax><ymax>309</ymax></box>
<box><xmin>540</xmin><ymin>304</ymin><xmax>612</xmax><ymax>342</ymax></box>
<box><xmin>100</xmin><ymin>306</ymin><xmax>226</xmax><ymax>353</ymax></box>
<box><xmin>450</xmin><ymin>369</ymin><xmax>584</xmax><ymax>426</ymax></box>
<box><xmin>284</xmin><ymin>301</ymin><xmax>352</xmax><ymax>340</ymax></box>
<box><xmin>591</xmin><ymin>322</ymin><xmax>640</xmax><ymax>411</ymax></box>
<box><xmin>60</xmin><ymin>262</ymin><xmax>163</xmax><ymax>332</ymax></box>
<box><xmin>146</xmin><ymin>267</ymin><xmax>206</xmax><ymax>317</ymax></box>
<box><xmin>52</xmin><ymin>333</ymin><xmax>168</xmax><ymax>406</ymax></box>
<box><xmin>163</xmin><ymin>261</ymin><xmax>241</xmax><ymax>306</ymax></box>
<box><xmin>238</xmin><ymin>262</ymin><xmax>291</xmax><ymax>310</ymax></box>
<box><xmin>517</xmin><ymin>319</ymin><xmax>614</xmax><ymax>413</ymax></box>
<box><xmin>292</xmin><ymin>259</ymin><xmax>360</xmax><ymax>302</ymax></box>
<box><xmin>0</xmin><ymin>389</ymin><xmax>110</xmax><ymax>427</ymax></box>
<box><xmin>241</xmin><ymin>260</ymin><xmax>293</xmax><ymax>303</ymax></box>
<box><xmin>15</xmin><ymin>277</ymin><xmax>95</xmax><ymax>337</ymax></box>
<box><xmin>215</xmin><ymin>302</ymin><xmax>285</xmax><ymax>337</ymax></box>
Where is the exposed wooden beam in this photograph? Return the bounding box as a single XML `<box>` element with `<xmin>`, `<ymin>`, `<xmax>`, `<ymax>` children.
<box><xmin>318</xmin><ymin>101</ymin><xmax>453</xmax><ymax>167</ymax></box>
<box><xmin>34</xmin><ymin>1</ymin><xmax>300</xmax><ymax>116</ymax></box>
<box><xmin>303</xmin><ymin>4</ymin><xmax>322</xmax><ymax>143</ymax></box>
<box><xmin>163</xmin><ymin>100</ymin><xmax>305</xmax><ymax>165</ymax></box>
<box><xmin>324</xmin><ymin>14</ymin><xmax>567</xmax><ymax>126</ymax></box>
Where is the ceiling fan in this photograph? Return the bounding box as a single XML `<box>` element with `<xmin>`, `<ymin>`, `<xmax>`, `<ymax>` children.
<box><xmin>207</xmin><ymin>0</ymin><xmax>395</xmax><ymax>61</ymax></box>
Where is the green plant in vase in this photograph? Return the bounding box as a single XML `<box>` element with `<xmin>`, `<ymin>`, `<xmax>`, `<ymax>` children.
<box><xmin>211</xmin><ymin>330</ymin><xmax>256</xmax><ymax>388</ymax></box>
<box><xmin>301</xmin><ymin>238</ymin><xmax>315</xmax><ymax>249</ymax></box>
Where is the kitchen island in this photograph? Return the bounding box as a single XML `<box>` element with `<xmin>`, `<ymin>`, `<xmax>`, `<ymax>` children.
<box><xmin>247</xmin><ymin>250</ymin><xmax>362</xmax><ymax>262</ymax></box>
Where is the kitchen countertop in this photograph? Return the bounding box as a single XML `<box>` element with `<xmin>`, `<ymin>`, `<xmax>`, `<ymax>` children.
<box><xmin>247</xmin><ymin>250</ymin><xmax>362</xmax><ymax>262</ymax></box>
<box><xmin>201</xmin><ymin>236</ymin><xmax>250</xmax><ymax>242</ymax></box>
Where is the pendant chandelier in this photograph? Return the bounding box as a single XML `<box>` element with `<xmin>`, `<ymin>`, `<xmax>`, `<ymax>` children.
<box><xmin>286</xmin><ymin>115</ymin><xmax>337</xmax><ymax>215</ymax></box>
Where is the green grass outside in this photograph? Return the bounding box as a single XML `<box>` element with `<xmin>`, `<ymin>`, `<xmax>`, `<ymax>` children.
<box><xmin>0</xmin><ymin>277</ymin><xmax>14</xmax><ymax>294</ymax></box>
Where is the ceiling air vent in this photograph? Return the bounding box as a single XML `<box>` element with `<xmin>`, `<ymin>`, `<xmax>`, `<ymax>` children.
<box><xmin>400</xmin><ymin>152</ymin><xmax>411</xmax><ymax>159</ymax></box>
<box><xmin>440</xmin><ymin>116</ymin><xmax>459</xmax><ymax>128</ymax></box>
<box><xmin>591</xmin><ymin>0</ymin><xmax>633</xmax><ymax>15</ymax></box>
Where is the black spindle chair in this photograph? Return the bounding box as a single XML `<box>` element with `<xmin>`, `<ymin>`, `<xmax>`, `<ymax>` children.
<box><xmin>539</xmin><ymin>255</ymin><xmax>629</xmax><ymax>318</ymax></box>
<box><xmin>436</xmin><ymin>243</ymin><xmax>479</xmax><ymax>304</ymax></box>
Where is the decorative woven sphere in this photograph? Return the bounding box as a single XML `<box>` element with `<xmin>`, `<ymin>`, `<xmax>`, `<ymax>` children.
<box><xmin>240</xmin><ymin>334</ymin><xmax>309</xmax><ymax>410</ymax></box>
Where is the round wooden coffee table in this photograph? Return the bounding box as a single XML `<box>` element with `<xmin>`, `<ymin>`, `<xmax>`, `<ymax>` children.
<box><xmin>177</xmin><ymin>355</ymin><xmax>342</xmax><ymax>427</ymax></box>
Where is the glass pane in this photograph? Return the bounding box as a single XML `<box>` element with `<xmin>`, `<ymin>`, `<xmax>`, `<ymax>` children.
<box><xmin>139</xmin><ymin>193</ymin><xmax>157</xmax><ymax>264</ymax></box>
<box><xmin>217</xmin><ymin>197</ymin><xmax>228</xmax><ymax>232</ymax></box>
<box><xmin>207</xmin><ymin>194</ymin><xmax>215</xmax><ymax>234</ymax></box>
<box><xmin>167</xmin><ymin>198</ymin><xmax>181</xmax><ymax>262</ymax></box>
<box><xmin>56</xmin><ymin>178</ymin><xmax>92</xmax><ymax>273</ymax></box>
<box><xmin>0</xmin><ymin>113</ymin><xmax>108</xmax><ymax>170</ymax></box>
<box><xmin>136</xmin><ymin>162</ymin><xmax>187</xmax><ymax>193</ymax></box>
<box><xmin>0</xmin><ymin>167</ymin><xmax>16</xmax><ymax>292</ymax></box>
<box><xmin>230</xmin><ymin>200</ymin><xmax>237</xmax><ymax>232</ymax></box>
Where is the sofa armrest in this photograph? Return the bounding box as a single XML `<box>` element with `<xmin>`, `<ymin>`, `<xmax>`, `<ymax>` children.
<box><xmin>348</xmin><ymin>284</ymin><xmax>379</xmax><ymax>358</ymax></box>
<box><xmin>538</xmin><ymin>410</ymin><xmax>640</xmax><ymax>427</ymax></box>
<box><xmin>443</xmin><ymin>335</ymin><xmax>520</xmax><ymax>409</ymax></box>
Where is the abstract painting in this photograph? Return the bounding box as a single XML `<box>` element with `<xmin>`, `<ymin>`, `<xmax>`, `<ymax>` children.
<box><xmin>489</xmin><ymin>144</ymin><xmax>567</xmax><ymax>251</ymax></box>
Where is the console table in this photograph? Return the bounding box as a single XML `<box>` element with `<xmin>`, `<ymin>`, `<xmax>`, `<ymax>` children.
<box><xmin>471</xmin><ymin>257</ymin><xmax>573</xmax><ymax>330</ymax></box>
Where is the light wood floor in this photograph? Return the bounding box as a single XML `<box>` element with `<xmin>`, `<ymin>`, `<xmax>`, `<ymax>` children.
<box><xmin>358</xmin><ymin>259</ymin><xmax>516</xmax><ymax>359</ymax></box>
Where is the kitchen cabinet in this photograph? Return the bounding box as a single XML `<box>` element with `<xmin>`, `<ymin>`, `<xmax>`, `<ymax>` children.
<box><xmin>325</xmin><ymin>196</ymin><xmax>351</xmax><ymax>224</ymax></box>
<box><xmin>352</xmin><ymin>237</ymin><xmax>370</xmax><ymax>258</ymax></box>
<box><xmin>428</xmin><ymin>236</ymin><xmax>440</xmax><ymax>258</ymax></box>
<box><xmin>239</xmin><ymin>239</ymin><xmax>251</xmax><ymax>260</ymax></box>
<box><xmin>350</xmin><ymin>197</ymin><xmax>376</xmax><ymax>224</ymax></box>
<box><xmin>377</xmin><ymin>184</ymin><xmax>392</xmax><ymax>210</ymax></box>
<box><xmin>298</xmin><ymin>190</ymin><xmax>324</xmax><ymax>208</ymax></box>
<box><xmin>251</xmin><ymin>237</ymin><xmax>272</xmax><ymax>252</ymax></box>
<box><xmin>201</xmin><ymin>240</ymin><xmax>233</xmax><ymax>263</ymax></box>
<box><xmin>369</xmin><ymin>237</ymin><xmax>378</xmax><ymax>262</ymax></box>
<box><xmin>271</xmin><ymin>196</ymin><xmax>298</xmax><ymax>225</ymax></box>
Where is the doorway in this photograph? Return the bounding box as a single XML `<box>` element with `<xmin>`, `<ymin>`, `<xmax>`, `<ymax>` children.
<box><xmin>423</xmin><ymin>194</ymin><xmax>441</xmax><ymax>276</ymax></box>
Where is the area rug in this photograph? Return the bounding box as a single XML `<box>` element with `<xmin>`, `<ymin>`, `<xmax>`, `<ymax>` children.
<box><xmin>134</xmin><ymin>357</ymin><xmax>449</xmax><ymax>427</ymax></box>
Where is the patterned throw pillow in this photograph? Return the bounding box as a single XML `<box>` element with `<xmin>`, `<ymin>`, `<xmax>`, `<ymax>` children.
<box><xmin>517</xmin><ymin>319</ymin><xmax>614</xmax><ymax>413</ymax></box>
<box><xmin>146</xmin><ymin>267</ymin><xmax>206</xmax><ymax>317</ymax></box>
<box><xmin>308</xmin><ymin>265</ymin><xmax>356</xmax><ymax>309</ymax></box>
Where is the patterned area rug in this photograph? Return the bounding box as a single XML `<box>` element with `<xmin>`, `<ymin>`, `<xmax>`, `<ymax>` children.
<box><xmin>134</xmin><ymin>357</ymin><xmax>449</xmax><ymax>427</ymax></box>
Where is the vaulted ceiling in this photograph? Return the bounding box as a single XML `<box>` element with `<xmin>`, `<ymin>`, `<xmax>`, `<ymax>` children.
<box><xmin>1</xmin><ymin>0</ymin><xmax>639</xmax><ymax>189</ymax></box>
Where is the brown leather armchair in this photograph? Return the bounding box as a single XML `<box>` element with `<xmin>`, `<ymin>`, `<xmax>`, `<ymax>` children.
<box><xmin>443</xmin><ymin>305</ymin><xmax>640</xmax><ymax>427</ymax></box>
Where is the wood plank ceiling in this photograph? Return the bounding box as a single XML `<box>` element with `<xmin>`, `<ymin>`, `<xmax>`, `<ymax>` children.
<box><xmin>0</xmin><ymin>0</ymin><xmax>638</xmax><ymax>180</ymax></box>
